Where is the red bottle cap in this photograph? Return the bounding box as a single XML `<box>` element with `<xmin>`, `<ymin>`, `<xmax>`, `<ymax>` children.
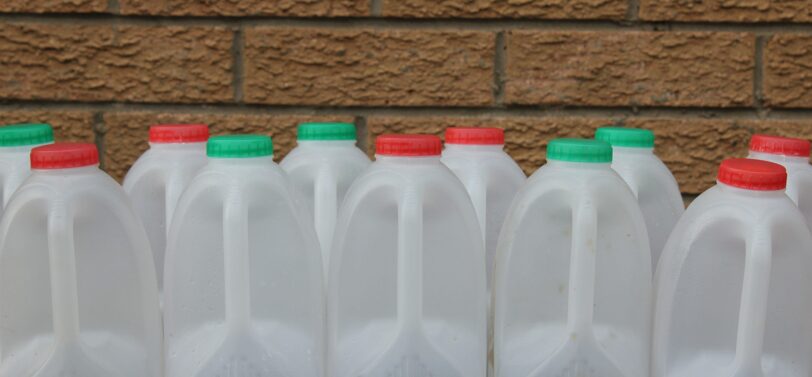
<box><xmin>376</xmin><ymin>134</ymin><xmax>442</xmax><ymax>157</ymax></box>
<box><xmin>445</xmin><ymin>127</ymin><xmax>505</xmax><ymax>145</ymax></box>
<box><xmin>31</xmin><ymin>143</ymin><xmax>99</xmax><ymax>170</ymax></box>
<box><xmin>749</xmin><ymin>134</ymin><xmax>811</xmax><ymax>157</ymax></box>
<box><xmin>717</xmin><ymin>158</ymin><xmax>787</xmax><ymax>191</ymax></box>
<box><xmin>149</xmin><ymin>124</ymin><xmax>209</xmax><ymax>143</ymax></box>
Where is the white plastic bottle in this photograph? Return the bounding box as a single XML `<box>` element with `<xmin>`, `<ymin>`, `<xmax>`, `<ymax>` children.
<box><xmin>595</xmin><ymin>127</ymin><xmax>684</xmax><ymax>270</ymax></box>
<box><xmin>123</xmin><ymin>123</ymin><xmax>209</xmax><ymax>297</ymax></box>
<box><xmin>748</xmin><ymin>134</ymin><xmax>812</xmax><ymax>231</ymax></box>
<box><xmin>164</xmin><ymin>135</ymin><xmax>324</xmax><ymax>377</ymax></box>
<box><xmin>280</xmin><ymin>122</ymin><xmax>370</xmax><ymax>275</ymax></box>
<box><xmin>441</xmin><ymin>127</ymin><xmax>525</xmax><ymax>294</ymax></box>
<box><xmin>0</xmin><ymin>143</ymin><xmax>163</xmax><ymax>377</ymax></box>
<box><xmin>653</xmin><ymin>158</ymin><xmax>812</xmax><ymax>377</ymax></box>
<box><xmin>328</xmin><ymin>134</ymin><xmax>487</xmax><ymax>377</ymax></box>
<box><xmin>494</xmin><ymin>139</ymin><xmax>652</xmax><ymax>377</ymax></box>
<box><xmin>0</xmin><ymin>123</ymin><xmax>54</xmax><ymax>215</ymax></box>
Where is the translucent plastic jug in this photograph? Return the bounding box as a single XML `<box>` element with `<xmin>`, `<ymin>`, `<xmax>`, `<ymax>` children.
<box><xmin>494</xmin><ymin>139</ymin><xmax>652</xmax><ymax>377</ymax></box>
<box><xmin>748</xmin><ymin>134</ymin><xmax>812</xmax><ymax>231</ymax></box>
<box><xmin>652</xmin><ymin>158</ymin><xmax>812</xmax><ymax>377</ymax></box>
<box><xmin>441</xmin><ymin>127</ymin><xmax>525</xmax><ymax>293</ymax></box>
<box><xmin>328</xmin><ymin>135</ymin><xmax>487</xmax><ymax>377</ymax></box>
<box><xmin>595</xmin><ymin>127</ymin><xmax>684</xmax><ymax>270</ymax></box>
<box><xmin>0</xmin><ymin>123</ymin><xmax>54</xmax><ymax>215</ymax></box>
<box><xmin>164</xmin><ymin>135</ymin><xmax>325</xmax><ymax>377</ymax></box>
<box><xmin>0</xmin><ymin>143</ymin><xmax>163</xmax><ymax>377</ymax></box>
<box><xmin>280</xmin><ymin>122</ymin><xmax>370</xmax><ymax>275</ymax></box>
<box><xmin>123</xmin><ymin>124</ymin><xmax>208</xmax><ymax>297</ymax></box>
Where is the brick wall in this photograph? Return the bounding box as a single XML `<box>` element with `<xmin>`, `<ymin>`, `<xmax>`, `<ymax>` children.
<box><xmin>2</xmin><ymin>0</ymin><xmax>812</xmax><ymax>196</ymax></box>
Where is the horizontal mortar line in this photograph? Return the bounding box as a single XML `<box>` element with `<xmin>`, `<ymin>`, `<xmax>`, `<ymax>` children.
<box><xmin>3</xmin><ymin>13</ymin><xmax>812</xmax><ymax>33</ymax></box>
<box><xmin>0</xmin><ymin>99</ymin><xmax>795</xmax><ymax>119</ymax></box>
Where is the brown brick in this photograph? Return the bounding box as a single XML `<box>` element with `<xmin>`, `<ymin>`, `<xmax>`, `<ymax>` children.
<box><xmin>0</xmin><ymin>109</ymin><xmax>96</xmax><ymax>143</ymax></box>
<box><xmin>0</xmin><ymin>23</ymin><xmax>233</xmax><ymax>104</ymax></box>
<box><xmin>765</xmin><ymin>34</ymin><xmax>812</xmax><ymax>108</ymax></box>
<box><xmin>382</xmin><ymin>0</ymin><xmax>626</xmax><ymax>19</ymax></box>
<box><xmin>505</xmin><ymin>31</ymin><xmax>755</xmax><ymax>108</ymax></box>
<box><xmin>101</xmin><ymin>112</ymin><xmax>355</xmax><ymax>181</ymax></box>
<box><xmin>640</xmin><ymin>0</ymin><xmax>812</xmax><ymax>22</ymax></box>
<box><xmin>0</xmin><ymin>0</ymin><xmax>107</xmax><ymax>13</ymax></box>
<box><xmin>120</xmin><ymin>0</ymin><xmax>367</xmax><ymax>16</ymax></box>
<box><xmin>367</xmin><ymin>116</ymin><xmax>613</xmax><ymax>175</ymax></box>
<box><xmin>244</xmin><ymin>28</ymin><xmax>494</xmax><ymax>107</ymax></box>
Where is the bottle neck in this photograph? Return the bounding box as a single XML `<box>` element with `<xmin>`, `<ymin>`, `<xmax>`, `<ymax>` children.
<box><xmin>611</xmin><ymin>146</ymin><xmax>655</xmax><ymax>156</ymax></box>
<box><xmin>443</xmin><ymin>144</ymin><xmax>505</xmax><ymax>153</ymax></box>
<box><xmin>717</xmin><ymin>181</ymin><xmax>786</xmax><ymax>199</ymax></box>
<box><xmin>296</xmin><ymin>140</ymin><xmax>358</xmax><ymax>148</ymax></box>
<box><xmin>208</xmin><ymin>156</ymin><xmax>275</xmax><ymax>167</ymax></box>
<box><xmin>375</xmin><ymin>155</ymin><xmax>442</xmax><ymax>165</ymax></box>
<box><xmin>148</xmin><ymin>141</ymin><xmax>207</xmax><ymax>151</ymax></box>
<box><xmin>748</xmin><ymin>151</ymin><xmax>810</xmax><ymax>165</ymax></box>
<box><xmin>32</xmin><ymin>165</ymin><xmax>100</xmax><ymax>177</ymax></box>
<box><xmin>545</xmin><ymin>160</ymin><xmax>612</xmax><ymax>170</ymax></box>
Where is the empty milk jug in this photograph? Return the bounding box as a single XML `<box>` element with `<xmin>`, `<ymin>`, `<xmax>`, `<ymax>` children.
<box><xmin>652</xmin><ymin>158</ymin><xmax>812</xmax><ymax>377</ymax></box>
<box><xmin>494</xmin><ymin>139</ymin><xmax>652</xmax><ymax>377</ymax></box>
<box><xmin>123</xmin><ymin>124</ymin><xmax>208</xmax><ymax>297</ymax></box>
<box><xmin>0</xmin><ymin>143</ymin><xmax>163</xmax><ymax>377</ymax></box>
<box><xmin>328</xmin><ymin>134</ymin><xmax>487</xmax><ymax>377</ymax></box>
<box><xmin>748</xmin><ymin>134</ymin><xmax>812</xmax><ymax>231</ymax></box>
<box><xmin>0</xmin><ymin>123</ymin><xmax>54</xmax><ymax>214</ymax></box>
<box><xmin>280</xmin><ymin>122</ymin><xmax>370</xmax><ymax>274</ymax></box>
<box><xmin>441</xmin><ymin>127</ymin><xmax>525</xmax><ymax>293</ymax></box>
<box><xmin>164</xmin><ymin>135</ymin><xmax>324</xmax><ymax>377</ymax></box>
<box><xmin>595</xmin><ymin>127</ymin><xmax>683</xmax><ymax>270</ymax></box>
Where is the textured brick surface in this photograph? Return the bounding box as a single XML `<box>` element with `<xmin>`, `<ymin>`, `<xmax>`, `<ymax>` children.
<box><xmin>120</xmin><ymin>0</ymin><xmax>367</xmax><ymax>16</ymax></box>
<box><xmin>0</xmin><ymin>0</ymin><xmax>107</xmax><ymax>13</ymax></box>
<box><xmin>0</xmin><ymin>110</ymin><xmax>96</xmax><ymax>143</ymax></box>
<box><xmin>382</xmin><ymin>0</ymin><xmax>626</xmax><ymax>19</ymax></box>
<box><xmin>365</xmin><ymin>116</ymin><xmax>812</xmax><ymax>194</ymax></box>
<box><xmin>101</xmin><ymin>112</ymin><xmax>355</xmax><ymax>181</ymax></box>
<box><xmin>640</xmin><ymin>0</ymin><xmax>812</xmax><ymax>22</ymax></box>
<box><xmin>505</xmin><ymin>31</ymin><xmax>755</xmax><ymax>108</ymax></box>
<box><xmin>244</xmin><ymin>28</ymin><xmax>494</xmax><ymax>107</ymax></box>
<box><xmin>765</xmin><ymin>34</ymin><xmax>812</xmax><ymax>108</ymax></box>
<box><xmin>0</xmin><ymin>23</ymin><xmax>233</xmax><ymax>103</ymax></box>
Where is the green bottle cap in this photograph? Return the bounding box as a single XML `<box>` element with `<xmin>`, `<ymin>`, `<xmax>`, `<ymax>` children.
<box><xmin>298</xmin><ymin>122</ymin><xmax>356</xmax><ymax>141</ymax></box>
<box><xmin>0</xmin><ymin>123</ymin><xmax>55</xmax><ymax>147</ymax></box>
<box><xmin>595</xmin><ymin>127</ymin><xmax>655</xmax><ymax>148</ymax></box>
<box><xmin>547</xmin><ymin>138</ymin><xmax>612</xmax><ymax>163</ymax></box>
<box><xmin>207</xmin><ymin>135</ymin><xmax>273</xmax><ymax>158</ymax></box>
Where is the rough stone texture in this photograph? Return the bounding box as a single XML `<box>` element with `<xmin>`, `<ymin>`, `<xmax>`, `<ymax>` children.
<box><xmin>244</xmin><ymin>28</ymin><xmax>494</xmax><ymax>107</ymax></box>
<box><xmin>765</xmin><ymin>34</ymin><xmax>812</xmax><ymax>108</ymax></box>
<box><xmin>0</xmin><ymin>0</ymin><xmax>107</xmax><ymax>13</ymax></box>
<box><xmin>0</xmin><ymin>23</ymin><xmax>233</xmax><ymax>104</ymax></box>
<box><xmin>120</xmin><ymin>0</ymin><xmax>367</xmax><ymax>16</ymax></box>
<box><xmin>640</xmin><ymin>0</ymin><xmax>812</xmax><ymax>22</ymax></box>
<box><xmin>505</xmin><ymin>31</ymin><xmax>755</xmax><ymax>108</ymax></box>
<box><xmin>382</xmin><ymin>0</ymin><xmax>626</xmax><ymax>19</ymax></box>
<box><xmin>0</xmin><ymin>109</ymin><xmax>96</xmax><ymax>143</ymax></box>
<box><xmin>101</xmin><ymin>112</ymin><xmax>355</xmax><ymax>181</ymax></box>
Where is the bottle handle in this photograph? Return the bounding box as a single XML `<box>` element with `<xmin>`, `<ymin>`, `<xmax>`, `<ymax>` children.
<box><xmin>732</xmin><ymin>224</ymin><xmax>772</xmax><ymax>374</ymax></box>
<box><xmin>223</xmin><ymin>189</ymin><xmax>251</xmax><ymax>333</ymax></box>
<box><xmin>566</xmin><ymin>195</ymin><xmax>599</xmax><ymax>335</ymax></box>
<box><xmin>397</xmin><ymin>184</ymin><xmax>423</xmax><ymax>332</ymax></box>
<box><xmin>47</xmin><ymin>201</ymin><xmax>81</xmax><ymax>344</ymax></box>
<box><xmin>314</xmin><ymin>168</ymin><xmax>338</xmax><ymax>274</ymax></box>
<box><xmin>466</xmin><ymin>174</ymin><xmax>488</xmax><ymax>254</ymax></box>
<box><xmin>163</xmin><ymin>174</ymin><xmax>187</xmax><ymax>240</ymax></box>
